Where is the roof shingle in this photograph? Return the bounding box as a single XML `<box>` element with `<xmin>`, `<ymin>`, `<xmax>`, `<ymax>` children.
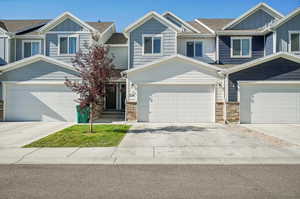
<box><xmin>197</xmin><ymin>18</ymin><xmax>234</xmax><ymax>31</ymax></box>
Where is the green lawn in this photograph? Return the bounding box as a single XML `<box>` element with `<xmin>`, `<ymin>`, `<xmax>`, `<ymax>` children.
<box><xmin>23</xmin><ymin>124</ymin><xmax>131</xmax><ymax>148</ymax></box>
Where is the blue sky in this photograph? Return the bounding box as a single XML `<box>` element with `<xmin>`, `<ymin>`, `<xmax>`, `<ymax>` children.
<box><xmin>0</xmin><ymin>0</ymin><xmax>298</xmax><ymax>31</ymax></box>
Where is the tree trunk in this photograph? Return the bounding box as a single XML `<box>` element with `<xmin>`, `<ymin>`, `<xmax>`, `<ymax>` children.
<box><xmin>89</xmin><ymin>104</ymin><xmax>93</xmax><ymax>133</ymax></box>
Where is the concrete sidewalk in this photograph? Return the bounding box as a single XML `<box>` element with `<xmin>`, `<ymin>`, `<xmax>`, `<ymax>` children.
<box><xmin>1</xmin><ymin>145</ymin><xmax>300</xmax><ymax>164</ymax></box>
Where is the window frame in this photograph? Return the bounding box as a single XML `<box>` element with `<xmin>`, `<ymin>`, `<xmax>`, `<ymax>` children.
<box><xmin>289</xmin><ymin>31</ymin><xmax>300</xmax><ymax>53</ymax></box>
<box><xmin>230</xmin><ymin>37</ymin><xmax>252</xmax><ymax>58</ymax></box>
<box><xmin>142</xmin><ymin>34</ymin><xmax>163</xmax><ymax>56</ymax></box>
<box><xmin>22</xmin><ymin>40</ymin><xmax>42</xmax><ymax>59</ymax></box>
<box><xmin>185</xmin><ymin>40</ymin><xmax>203</xmax><ymax>58</ymax></box>
<box><xmin>58</xmin><ymin>34</ymin><xmax>79</xmax><ymax>56</ymax></box>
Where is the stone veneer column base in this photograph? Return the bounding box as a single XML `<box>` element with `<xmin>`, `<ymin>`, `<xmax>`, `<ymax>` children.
<box><xmin>0</xmin><ymin>100</ymin><xmax>3</xmax><ymax>121</ymax></box>
<box><xmin>215</xmin><ymin>102</ymin><xmax>225</xmax><ymax>123</ymax></box>
<box><xmin>226</xmin><ymin>102</ymin><xmax>240</xmax><ymax>123</ymax></box>
<box><xmin>126</xmin><ymin>101</ymin><xmax>137</xmax><ymax>121</ymax></box>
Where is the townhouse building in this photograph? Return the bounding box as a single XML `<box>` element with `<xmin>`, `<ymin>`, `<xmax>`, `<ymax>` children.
<box><xmin>0</xmin><ymin>3</ymin><xmax>300</xmax><ymax>124</ymax></box>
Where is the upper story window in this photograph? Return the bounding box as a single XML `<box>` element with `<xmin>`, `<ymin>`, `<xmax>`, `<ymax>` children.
<box><xmin>143</xmin><ymin>34</ymin><xmax>162</xmax><ymax>55</ymax></box>
<box><xmin>58</xmin><ymin>35</ymin><xmax>78</xmax><ymax>55</ymax></box>
<box><xmin>231</xmin><ymin>37</ymin><xmax>252</xmax><ymax>58</ymax></box>
<box><xmin>186</xmin><ymin>41</ymin><xmax>203</xmax><ymax>57</ymax></box>
<box><xmin>289</xmin><ymin>31</ymin><xmax>300</xmax><ymax>53</ymax></box>
<box><xmin>22</xmin><ymin>40</ymin><xmax>41</xmax><ymax>58</ymax></box>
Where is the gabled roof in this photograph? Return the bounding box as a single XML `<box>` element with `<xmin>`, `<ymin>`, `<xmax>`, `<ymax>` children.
<box><xmin>162</xmin><ymin>11</ymin><xmax>201</xmax><ymax>33</ymax></box>
<box><xmin>223</xmin><ymin>3</ymin><xmax>284</xmax><ymax>30</ymax></box>
<box><xmin>105</xmin><ymin>33</ymin><xmax>128</xmax><ymax>45</ymax></box>
<box><xmin>124</xmin><ymin>11</ymin><xmax>182</xmax><ymax>34</ymax></box>
<box><xmin>270</xmin><ymin>7</ymin><xmax>300</xmax><ymax>30</ymax></box>
<box><xmin>225</xmin><ymin>52</ymin><xmax>300</xmax><ymax>74</ymax></box>
<box><xmin>123</xmin><ymin>54</ymin><xmax>223</xmax><ymax>75</ymax></box>
<box><xmin>197</xmin><ymin>18</ymin><xmax>234</xmax><ymax>31</ymax></box>
<box><xmin>194</xmin><ymin>19</ymin><xmax>215</xmax><ymax>34</ymax></box>
<box><xmin>0</xmin><ymin>55</ymin><xmax>77</xmax><ymax>73</ymax></box>
<box><xmin>39</xmin><ymin>12</ymin><xmax>97</xmax><ymax>33</ymax></box>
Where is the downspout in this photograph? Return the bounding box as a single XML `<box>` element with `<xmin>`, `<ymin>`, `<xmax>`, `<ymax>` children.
<box><xmin>224</xmin><ymin>73</ymin><xmax>229</xmax><ymax>124</ymax></box>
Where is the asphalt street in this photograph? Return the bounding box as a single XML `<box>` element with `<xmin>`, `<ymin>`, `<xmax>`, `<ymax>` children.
<box><xmin>0</xmin><ymin>164</ymin><xmax>300</xmax><ymax>199</ymax></box>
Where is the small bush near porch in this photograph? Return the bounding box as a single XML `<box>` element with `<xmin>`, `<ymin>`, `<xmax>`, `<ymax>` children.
<box><xmin>23</xmin><ymin>125</ymin><xmax>131</xmax><ymax>148</ymax></box>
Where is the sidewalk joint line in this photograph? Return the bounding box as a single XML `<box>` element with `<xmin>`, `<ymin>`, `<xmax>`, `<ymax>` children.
<box><xmin>13</xmin><ymin>148</ymin><xmax>42</xmax><ymax>164</ymax></box>
<box><xmin>66</xmin><ymin>147</ymin><xmax>81</xmax><ymax>158</ymax></box>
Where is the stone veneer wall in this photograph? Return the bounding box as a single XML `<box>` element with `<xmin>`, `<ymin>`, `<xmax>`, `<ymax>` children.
<box><xmin>226</xmin><ymin>102</ymin><xmax>240</xmax><ymax>123</ymax></box>
<box><xmin>126</xmin><ymin>102</ymin><xmax>137</xmax><ymax>121</ymax></box>
<box><xmin>215</xmin><ymin>102</ymin><xmax>224</xmax><ymax>123</ymax></box>
<box><xmin>0</xmin><ymin>100</ymin><xmax>3</xmax><ymax>121</ymax></box>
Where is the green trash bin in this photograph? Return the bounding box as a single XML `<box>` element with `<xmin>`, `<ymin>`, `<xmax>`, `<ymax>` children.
<box><xmin>76</xmin><ymin>105</ymin><xmax>90</xmax><ymax>123</ymax></box>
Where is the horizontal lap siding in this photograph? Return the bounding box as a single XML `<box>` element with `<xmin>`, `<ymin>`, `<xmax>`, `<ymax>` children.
<box><xmin>230</xmin><ymin>9</ymin><xmax>275</xmax><ymax>30</ymax></box>
<box><xmin>265</xmin><ymin>32</ymin><xmax>273</xmax><ymax>56</ymax></box>
<box><xmin>130</xmin><ymin>18</ymin><xmax>176</xmax><ymax>68</ymax></box>
<box><xmin>219</xmin><ymin>36</ymin><xmax>264</xmax><ymax>64</ymax></box>
<box><xmin>46</xmin><ymin>33</ymin><xmax>91</xmax><ymax>64</ymax></box>
<box><xmin>228</xmin><ymin>58</ymin><xmax>300</xmax><ymax>101</ymax></box>
<box><xmin>276</xmin><ymin>13</ymin><xmax>300</xmax><ymax>52</ymax></box>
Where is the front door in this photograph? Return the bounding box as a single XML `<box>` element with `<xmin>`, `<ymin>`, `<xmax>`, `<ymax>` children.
<box><xmin>121</xmin><ymin>84</ymin><xmax>126</xmax><ymax>111</ymax></box>
<box><xmin>105</xmin><ymin>84</ymin><xmax>116</xmax><ymax>109</ymax></box>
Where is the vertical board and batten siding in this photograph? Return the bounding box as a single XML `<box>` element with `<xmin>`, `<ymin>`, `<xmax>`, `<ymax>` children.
<box><xmin>0</xmin><ymin>60</ymin><xmax>80</xmax><ymax>100</ymax></box>
<box><xmin>228</xmin><ymin>58</ymin><xmax>300</xmax><ymax>101</ymax></box>
<box><xmin>219</xmin><ymin>36</ymin><xmax>264</xmax><ymax>64</ymax></box>
<box><xmin>46</xmin><ymin>33</ymin><xmax>91</xmax><ymax>64</ymax></box>
<box><xmin>128</xmin><ymin>58</ymin><xmax>224</xmax><ymax>102</ymax></box>
<box><xmin>177</xmin><ymin>38</ymin><xmax>216</xmax><ymax>63</ymax></box>
<box><xmin>15</xmin><ymin>39</ymin><xmax>44</xmax><ymax>61</ymax></box>
<box><xmin>276</xmin><ymin>13</ymin><xmax>300</xmax><ymax>52</ymax></box>
<box><xmin>265</xmin><ymin>32</ymin><xmax>273</xmax><ymax>56</ymax></box>
<box><xmin>0</xmin><ymin>36</ymin><xmax>7</xmax><ymax>65</ymax></box>
<box><xmin>230</xmin><ymin>9</ymin><xmax>275</xmax><ymax>30</ymax></box>
<box><xmin>129</xmin><ymin>18</ymin><xmax>177</xmax><ymax>68</ymax></box>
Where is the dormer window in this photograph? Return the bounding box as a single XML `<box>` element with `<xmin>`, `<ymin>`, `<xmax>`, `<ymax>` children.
<box><xmin>22</xmin><ymin>40</ymin><xmax>41</xmax><ymax>58</ymax></box>
<box><xmin>58</xmin><ymin>35</ymin><xmax>78</xmax><ymax>55</ymax></box>
<box><xmin>231</xmin><ymin>37</ymin><xmax>252</xmax><ymax>58</ymax></box>
<box><xmin>289</xmin><ymin>31</ymin><xmax>300</xmax><ymax>53</ymax></box>
<box><xmin>142</xmin><ymin>34</ymin><xmax>162</xmax><ymax>55</ymax></box>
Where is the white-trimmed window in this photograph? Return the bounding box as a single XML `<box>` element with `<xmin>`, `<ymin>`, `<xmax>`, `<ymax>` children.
<box><xmin>22</xmin><ymin>40</ymin><xmax>41</xmax><ymax>58</ymax></box>
<box><xmin>186</xmin><ymin>41</ymin><xmax>203</xmax><ymax>57</ymax></box>
<box><xmin>231</xmin><ymin>37</ymin><xmax>252</xmax><ymax>58</ymax></box>
<box><xmin>58</xmin><ymin>35</ymin><xmax>78</xmax><ymax>55</ymax></box>
<box><xmin>289</xmin><ymin>31</ymin><xmax>300</xmax><ymax>53</ymax></box>
<box><xmin>142</xmin><ymin>34</ymin><xmax>162</xmax><ymax>55</ymax></box>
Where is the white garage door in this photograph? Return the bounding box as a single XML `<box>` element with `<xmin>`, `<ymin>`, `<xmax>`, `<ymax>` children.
<box><xmin>5</xmin><ymin>83</ymin><xmax>78</xmax><ymax>122</ymax></box>
<box><xmin>138</xmin><ymin>85</ymin><xmax>215</xmax><ymax>123</ymax></box>
<box><xmin>240</xmin><ymin>83</ymin><xmax>300</xmax><ymax>124</ymax></box>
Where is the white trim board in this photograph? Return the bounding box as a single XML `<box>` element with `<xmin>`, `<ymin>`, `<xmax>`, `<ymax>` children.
<box><xmin>142</xmin><ymin>34</ymin><xmax>163</xmax><ymax>56</ymax></box>
<box><xmin>162</xmin><ymin>11</ymin><xmax>201</xmax><ymax>33</ymax></box>
<box><xmin>230</xmin><ymin>36</ymin><xmax>252</xmax><ymax>58</ymax></box>
<box><xmin>39</xmin><ymin>12</ymin><xmax>97</xmax><ymax>33</ymax></box>
<box><xmin>194</xmin><ymin>19</ymin><xmax>215</xmax><ymax>34</ymax></box>
<box><xmin>124</xmin><ymin>11</ymin><xmax>182</xmax><ymax>34</ymax></box>
<box><xmin>238</xmin><ymin>80</ymin><xmax>300</xmax><ymax>85</ymax></box>
<box><xmin>224</xmin><ymin>52</ymin><xmax>300</xmax><ymax>74</ymax></box>
<box><xmin>223</xmin><ymin>2</ymin><xmax>284</xmax><ymax>30</ymax></box>
<box><xmin>21</xmin><ymin>40</ymin><xmax>42</xmax><ymax>59</ymax></box>
<box><xmin>271</xmin><ymin>8</ymin><xmax>300</xmax><ymax>30</ymax></box>
<box><xmin>122</xmin><ymin>54</ymin><xmax>223</xmax><ymax>75</ymax></box>
<box><xmin>0</xmin><ymin>54</ymin><xmax>77</xmax><ymax>73</ymax></box>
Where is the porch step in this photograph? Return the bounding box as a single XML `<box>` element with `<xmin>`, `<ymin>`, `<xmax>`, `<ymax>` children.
<box><xmin>101</xmin><ymin>111</ymin><xmax>125</xmax><ymax>119</ymax></box>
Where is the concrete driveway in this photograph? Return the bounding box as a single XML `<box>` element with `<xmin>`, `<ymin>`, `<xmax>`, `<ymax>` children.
<box><xmin>241</xmin><ymin>124</ymin><xmax>300</xmax><ymax>146</ymax></box>
<box><xmin>0</xmin><ymin>122</ymin><xmax>73</xmax><ymax>148</ymax></box>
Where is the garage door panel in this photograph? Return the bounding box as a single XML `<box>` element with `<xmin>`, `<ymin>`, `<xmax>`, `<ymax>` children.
<box><xmin>5</xmin><ymin>84</ymin><xmax>77</xmax><ymax>122</ymax></box>
<box><xmin>240</xmin><ymin>84</ymin><xmax>300</xmax><ymax>124</ymax></box>
<box><xmin>138</xmin><ymin>85</ymin><xmax>215</xmax><ymax>123</ymax></box>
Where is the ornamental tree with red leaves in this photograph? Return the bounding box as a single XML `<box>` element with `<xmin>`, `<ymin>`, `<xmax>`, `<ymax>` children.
<box><xmin>65</xmin><ymin>35</ymin><xmax>117</xmax><ymax>133</ymax></box>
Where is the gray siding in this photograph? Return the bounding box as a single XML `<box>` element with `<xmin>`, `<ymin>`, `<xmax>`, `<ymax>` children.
<box><xmin>265</xmin><ymin>32</ymin><xmax>273</xmax><ymax>56</ymax></box>
<box><xmin>231</xmin><ymin>9</ymin><xmax>275</xmax><ymax>30</ymax></box>
<box><xmin>0</xmin><ymin>60</ymin><xmax>80</xmax><ymax>100</ymax></box>
<box><xmin>0</xmin><ymin>37</ymin><xmax>7</xmax><ymax>65</ymax></box>
<box><xmin>130</xmin><ymin>18</ymin><xmax>177</xmax><ymax>68</ymax></box>
<box><xmin>228</xmin><ymin>58</ymin><xmax>300</xmax><ymax>101</ymax></box>
<box><xmin>46</xmin><ymin>33</ymin><xmax>91</xmax><ymax>64</ymax></box>
<box><xmin>50</xmin><ymin>18</ymin><xmax>86</xmax><ymax>32</ymax></box>
<box><xmin>16</xmin><ymin>39</ymin><xmax>44</xmax><ymax>61</ymax></box>
<box><xmin>10</xmin><ymin>39</ymin><xmax>15</xmax><ymax>63</ymax></box>
<box><xmin>276</xmin><ymin>13</ymin><xmax>300</xmax><ymax>52</ymax></box>
<box><xmin>219</xmin><ymin>36</ymin><xmax>264</xmax><ymax>64</ymax></box>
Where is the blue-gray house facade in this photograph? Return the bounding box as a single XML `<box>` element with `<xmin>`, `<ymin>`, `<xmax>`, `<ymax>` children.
<box><xmin>0</xmin><ymin>3</ymin><xmax>300</xmax><ymax>124</ymax></box>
